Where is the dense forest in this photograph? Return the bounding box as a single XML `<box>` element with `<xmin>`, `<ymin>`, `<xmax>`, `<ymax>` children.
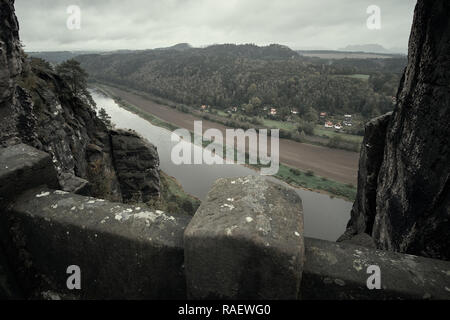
<box><xmin>75</xmin><ymin>44</ymin><xmax>406</xmax><ymax>122</ymax></box>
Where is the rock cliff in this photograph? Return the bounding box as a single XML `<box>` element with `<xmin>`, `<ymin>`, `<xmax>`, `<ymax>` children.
<box><xmin>0</xmin><ymin>0</ymin><xmax>160</xmax><ymax>203</ymax></box>
<box><xmin>110</xmin><ymin>129</ymin><xmax>160</xmax><ymax>203</ymax></box>
<box><xmin>340</xmin><ymin>0</ymin><xmax>450</xmax><ymax>261</ymax></box>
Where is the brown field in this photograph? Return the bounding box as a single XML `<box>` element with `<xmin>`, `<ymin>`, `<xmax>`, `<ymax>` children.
<box><xmin>103</xmin><ymin>86</ymin><xmax>359</xmax><ymax>185</ymax></box>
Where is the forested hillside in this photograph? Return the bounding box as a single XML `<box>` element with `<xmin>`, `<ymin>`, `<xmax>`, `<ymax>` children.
<box><xmin>76</xmin><ymin>43</ymin><xmax>406</xmax><ymax>120</ymax></box>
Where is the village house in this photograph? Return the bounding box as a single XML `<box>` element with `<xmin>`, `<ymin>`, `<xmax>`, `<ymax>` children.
<box><xmin>324</xmin><ymin>121</ymin><xmax>333</xmax><ymax>128</ymax></box>
<box><xmin>392</xmin><ymin>96</ymin><xmax>397</xmax><ymax>104</ymax></box>
<box><xmin>270</xmin><ymin>108</ymin><xmax>277</xmax><ymax>116</ymax></box>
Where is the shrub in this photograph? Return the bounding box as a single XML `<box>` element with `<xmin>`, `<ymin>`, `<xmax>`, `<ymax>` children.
<box><xmin>327</xmin><ymin>135</ymin><xmax>345</xmax><ymax>149</ymax></box>
<box><xmin>296</xmin><ymin>120</ymin><xmax>315</xmax><ymax>136</ymax></box>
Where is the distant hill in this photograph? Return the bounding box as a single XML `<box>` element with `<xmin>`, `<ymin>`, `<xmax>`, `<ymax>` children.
<box><xmin>155</xmin><ymin>43</ymin><xmax>193</xmax><ymax>51</ymax></box>
<box><xmin>338</xmin><ymin>44</ymin><xmax>407</xmax><ymax>55</ymax></box>
<box><xmin>297</xmin><ymin>50</ymin><xmax>401</xmax><ymax>60</ymax></box>
<box><xmin>201</xmin><ymin>43</ymin><xmax>299</xmax><ymax>60</ymax></box>
<box><xmin>27</xmin><ymin>51</ymin><xmax>102</xmax><ymax>64</ymax></box>
<box><xmin>75</xmin><ymin>43</ymin><xmax>405</xmax><ymax>121</ymax></box>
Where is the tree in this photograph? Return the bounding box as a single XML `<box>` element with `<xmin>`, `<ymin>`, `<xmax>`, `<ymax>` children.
<box><xmin>247</xmin><ymin>83</ymin><xmax>257</xmax><ymax>97</ymax></box>
<box><xmin>56</xmin><ymin>59</ymin><xmax>96</xmax><ymax>108</ymax></box>
<box><xmin>249</xmin><ymin>96</ymin><xmax>262</xmax><ymax>108</ymax></box>
<box><xmin>304</xmin><ymin>107</ymin><xmax>319</xmax><ymax>123</ymax></box>
<box><xmin>56</xmin><ymin>59</ymin><xmax>88</xmax><ymax>95</ymax></box>
<box><xmin>98</xmin><ymin>108</ymin><xmax>112</xmax><ymax>129</ymax></box>
<box><xmin>244</xmin><ymin>103</ymin><xmax>254</xmax><ymax>115</ymax></box>
<box><xmin>297</xmin><ymin>119</ymin><xmax>315</xmax><ymax>136</ymax></box>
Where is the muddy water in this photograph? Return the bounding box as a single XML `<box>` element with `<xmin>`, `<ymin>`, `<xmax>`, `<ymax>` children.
<box><xmin>91</xmin><ymin>90</ymin><xmax>352</xmax><ymax>241</ymax></box>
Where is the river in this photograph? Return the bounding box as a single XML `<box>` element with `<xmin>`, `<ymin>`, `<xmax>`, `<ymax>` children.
<box><xmin>91</xmin><ymin>89</ymin><xmax>352</xmax><ymax>241</ymax></box>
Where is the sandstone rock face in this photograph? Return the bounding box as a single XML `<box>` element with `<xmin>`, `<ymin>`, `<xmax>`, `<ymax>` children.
<box><xmin>373</xmin><ymin>0</ymin><xmax>450</xmax><ymax>260</ymax></box>
<box><xmin>340</xmin><ymin>0</ymin><xmax>450</xmax><ymax>261</ymax></box>
<box><xmin>0</xmin><ymin>0</ymin><xmax>21</xmax><ymax>105</ymax></box>
<box><xmin>184</xmin><ymin>175</ymin><xmax>305</xmax><ymax>300</ymax></box>
<box><xmin>111</xmin><ymin>130</ymin><xmax>160</xmax><ymax>203</ymax></box>
<box><xmin>339</xmin><ymin>233</ymin><xmax>376</xmax><ymax>249</ymax></box>
<box><xmin>0</xmin><ymin>0</ymin><xmax>160</xmax><ymax>204</ymax></box>
<box><xmin>338</xmin><ymin>113</ymin><xmax>391</xmax><ymax>241</ymax></box>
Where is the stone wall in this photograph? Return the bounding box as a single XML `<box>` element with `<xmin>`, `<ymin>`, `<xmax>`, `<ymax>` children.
<box><xmin>1</xmin><ymin>144</ymin><xmax>449</xmax><ymax>300</ymax></box>
<box><xmin>0</xmin><ymin>144</ymin><xmax>188</xmax><ymax>299</ymax></box>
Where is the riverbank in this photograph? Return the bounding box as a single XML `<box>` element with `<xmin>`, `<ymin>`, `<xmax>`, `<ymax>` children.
<box><xmin>93</xmin><ymin>82</ymin><xmax>359</xmax><ymax>183</ymax></box>
<box><xmin>93</xmin><ymin>85</ymin><xmax>357</xmax><ymax>201</ymax></box>
<box><xmin>93</xmin><ymin>80</ymin><xmax>362</xmax><ymax>151</ymax></box>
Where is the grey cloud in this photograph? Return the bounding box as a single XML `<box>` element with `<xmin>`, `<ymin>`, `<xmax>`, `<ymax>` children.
<box><xmin>15</xmin><ymin>0</ymin><xmax>417</xmax><ymax>52</ymax></box>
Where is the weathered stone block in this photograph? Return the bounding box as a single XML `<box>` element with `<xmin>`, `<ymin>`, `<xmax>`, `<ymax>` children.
<box><xmin>3</xmin><ymin>187</ymin><xmax>191</xmax><ymax>299</ymax></box>
<box><xmin>59</xmin><ymin>172</ymin><xmax>91</xmax><ymax>195</ymax></box>
<box><xmin>302</xmin><ymin>238</ymin><xmax>450</xmax><ymax>300</ymax></box>
<box><xmin>0</xmin><ymin>144</ymin><xmax>59</xmax><ymax>205</ymax></box>
<box><xmin>184</xmin><ymin>175</ymin><xmax>304</xmax><ymax>300</ymax></box>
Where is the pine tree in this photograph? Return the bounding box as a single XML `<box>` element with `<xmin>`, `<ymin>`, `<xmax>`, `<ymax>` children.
<box><xmin>98</xmin><ymin>108</ymin><xmax>112</xmax><ymax>129</ymax></box>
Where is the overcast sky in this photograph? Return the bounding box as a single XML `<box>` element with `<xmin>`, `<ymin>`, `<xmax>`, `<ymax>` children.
<box><xmin>15</xmin><ymin>0</ymin><xmax>417</xmax><ymax>52</ymax></box>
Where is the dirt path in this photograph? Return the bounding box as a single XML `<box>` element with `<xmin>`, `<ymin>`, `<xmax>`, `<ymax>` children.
<box><xmin>103</xmin><ymin>86</ymin><xmax>359</xmax><ymax>185</ymax></box>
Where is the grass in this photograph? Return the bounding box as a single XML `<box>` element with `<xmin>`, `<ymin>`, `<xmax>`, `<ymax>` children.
<box><xmin>93</xmin><ymin>84</ymin><xmax>357</xmax><ymax>201</ymax></box>
<box><xmin>274</xmin><ymin>164</ymin><xmax>356</xmax><ymax>201</ymax></box>
<box><xmin>346</xmin><ymin>74</ymin><xmax>370</xmax><ymax>81</ymax></box>
<box><xmin>246</xmin><ymin>161</ymin><xmax>357</xmax><ymax>201</ymax></box>
<box><xmin>314</xmin><ymin>125</ymin><xmax>363</xmax><ymax>144</ymax></box>
<box><xmin>333</xmin><ymin>74</ymin><xmax>370</xmax><ymax>81</ymax></box>
<box><xmin>156</xmin><ymin>171</ymin><xmax>201</xmax><ymax>216</ymax></box>
<box><xmin>260</xmin><ymin>118</ymin><xmax>297</xmax><ymax>131</ymax></box>
<box><xmin>216</xmin><ymin>110</ymin><xmax>229</xmax><ymax>117</ymax></box>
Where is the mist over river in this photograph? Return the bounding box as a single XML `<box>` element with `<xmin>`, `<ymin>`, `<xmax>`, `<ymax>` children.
<box><xmin>91</xmin><ymin>89</ymin><xmax>352</xmax><ymax>241</ymax></box>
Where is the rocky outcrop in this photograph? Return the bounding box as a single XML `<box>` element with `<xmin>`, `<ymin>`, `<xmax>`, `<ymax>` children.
<box><xmin>0</xmin><ymin>0</ymin><xmax>21</xmax><ymax>106</ymax></box>
<box><xmin>340</xmin><ymin>0</ymin><xmax>450</xmax><ymax>261</ymax></box>
<box><xmin>0</xmin><ymin>0</ymin><xmax>160</xmax><ymax>204</ymax></box>
<box><xmin>0</xmin><ymin>0</ymin><xmax>32</xmax><ymax>146</ymax></box>
<box><xmin>373</xmin><ymin>0</ymin><xmax>450</xmax><ymax>260</ymax></box>
<box><xmin>338</xmin><ymin>113</ymin><xmax>391</xmax><ymax>241</ymax></box>
<box><xmin>110</xmin><ymin>129</ymin><xmax>160</xmax><ymax>203</ymax></box>
<box><xmin>23</xmin><ymin>65</ymin><xmax>124</xmax><ymax>201</ymax></box>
